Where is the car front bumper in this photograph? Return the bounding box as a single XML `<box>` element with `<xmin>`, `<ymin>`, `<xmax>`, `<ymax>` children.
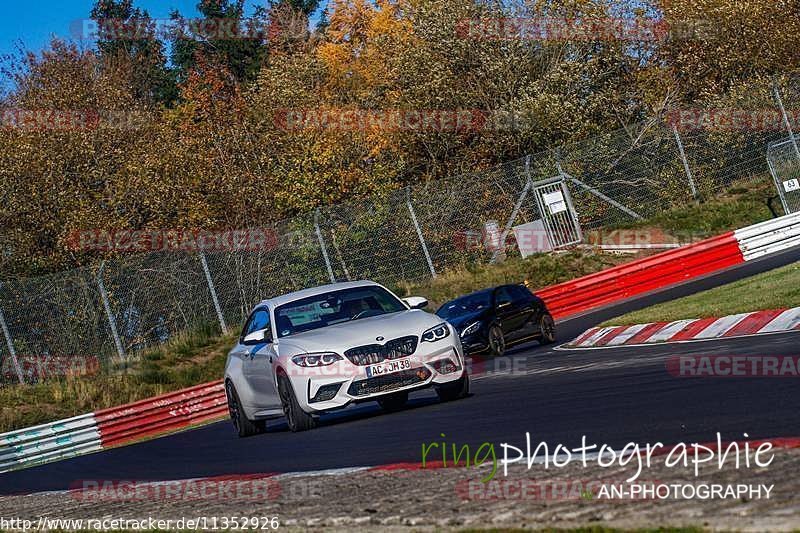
<box><xmin>285</xmin><ymin>340</ymin><xmax>466</xmax><ymax>414</ymax></box>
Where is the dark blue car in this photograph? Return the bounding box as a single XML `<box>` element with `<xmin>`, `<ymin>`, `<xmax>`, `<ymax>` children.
<box><xmin>435</xmin><ymin>284</ymin><xmax>556</xmax><ymax>357</ymax></box>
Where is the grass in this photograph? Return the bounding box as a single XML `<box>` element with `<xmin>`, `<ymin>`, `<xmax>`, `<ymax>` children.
<box><xmin>394</xmin><ymin>250</ymin><xmax>630</xmax><ymax>310</ymax></box>
<box><xmin>0</xmin><ymin>324</ymin><xmax>237</xmax><ymax>432</ymax></box>
<box><xmin>602</xmin><ymin>261</ymin><xmax>800</xmax><ymax>326</ymax></box>
<box><xmin>0</xmin><ymin>178</ymin><xmax>783</xmax><ymax>433</ymax></box>
<box><xmin>611</xmin><ymin>181</ymin><xmax>775</xmax><ymax>237</ymax></box>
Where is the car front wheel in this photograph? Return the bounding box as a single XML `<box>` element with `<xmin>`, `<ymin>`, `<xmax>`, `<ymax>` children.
<box><xmin>278</xmin><ymin>375</ymin><xmax>317</xmax><ymax>432</ymax></box>
<box><xmin>226</xmin><ymin>381</ymin><xmax>265</xmax><ymax>438</ymax></box>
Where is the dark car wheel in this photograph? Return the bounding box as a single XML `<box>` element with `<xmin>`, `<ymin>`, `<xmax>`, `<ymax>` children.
<box><xmin>436</xmin><ymin>371</ymin><xmax>470</xmax><ymax>402</ymax></box>
<box><xmin>378</xmin><ymin>391</ymin><xmax>409</xmax><ymax>412</ymax></box>
<box><xmin>538</xmin><ymin>313</ymin><xmax>556</xmax><ymax>344</ymax></box>
<box><xmin>278</xmin><ymin>375</ymin><xmax>317</xmax><ymax>432</ymax></box>
<box><xmin>226</xmin><ymin>381</ymin><xmax>265</xmax><ymax>438</ymax></box>
<box><xmin>488</xmin><ymin>325</ymin><xmax>506</xmax><ymax>357</ymax></box>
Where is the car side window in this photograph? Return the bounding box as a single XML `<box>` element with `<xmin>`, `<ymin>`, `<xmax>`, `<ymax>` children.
<box><xmin>495</xmin><ymin>287</ymin><xmax>513</xmax><ymax>307</ymax></box>
<box><xmin>510</xmin><ymin>286</ymin><xmax>533</xmax><ymax>305</ymax></box>
<box><xmin>242</xmin><ymin>309</ymin><xmax>270</xmax><ymax>340</ymax></box>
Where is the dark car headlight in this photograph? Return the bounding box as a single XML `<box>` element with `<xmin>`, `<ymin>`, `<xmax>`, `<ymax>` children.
<box><xmin>460</xmin><ymin>321</ymin><xmax>481</xmax><ymax>338</ymax></box>
<box><xmin>422</xmin><ymin>323</ymin><xmax>451</xmax><ymax>343</ymax></box>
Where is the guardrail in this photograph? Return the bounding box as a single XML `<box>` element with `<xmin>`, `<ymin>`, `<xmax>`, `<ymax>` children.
<box><xmin>96</xmin><ymin>381</ymin><xmax>227</xmax><ymax>448</ymax></box>
<box><xmin>734</xmin><ymin>211</ymin><xmax>800</xmax><ymax>261</ymax></box>
<box><xmin>0</xmin><ymin>413</ymin><xmax>102</xmax><ymax>473</ymax></box>
<box><xmin>0</xmin><ymin>382</ymin><xmax>227</xmax><ymax>473</ymax></box>
<box><xmin>539</xmin><ymin>211</ymin><xmax>800</xmax><ymax>319</ymax></box>
<box><xmin>3</xmin><ymin>211</ymin><xmax>800</xmax><ymax>473</ymax></box>
<box><xmin>538</xmin><ymin>232</ymin><xmax>744</xmax><ymax>319</ymax></box>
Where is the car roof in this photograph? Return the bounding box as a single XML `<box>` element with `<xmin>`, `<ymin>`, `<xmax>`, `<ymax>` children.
<box><xmin>443</xmin><ymin>284</ymin><xmax>524</xmax><ymax>303</ymax></box>
<box><xmin>259</xmin><ymin>280</ymin><xmax>384</xmax><ymax>309</ymax></box>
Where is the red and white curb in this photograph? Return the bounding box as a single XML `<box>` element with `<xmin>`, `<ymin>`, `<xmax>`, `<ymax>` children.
<box><xmin>562</xmin><ymin>306</ymin><xmax>800</xmax><ymax>349</ymax></box>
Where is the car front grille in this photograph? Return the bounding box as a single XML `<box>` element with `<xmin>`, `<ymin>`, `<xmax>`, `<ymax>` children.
<box><xmin>344</xmin><ymin>336</ymin><xmax>418</xmax><ymax>366</ymax></box>
<box><xmin>347</xmin><ymin>367</ymin><xmax>432</xmax><ymax>397</ymax></box>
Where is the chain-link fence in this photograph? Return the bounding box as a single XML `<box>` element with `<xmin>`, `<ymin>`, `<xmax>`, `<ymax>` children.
<box><xmin>3</xmin><ymin>83</ymin><xmax>800</xmax><ymax>386</ymax></box>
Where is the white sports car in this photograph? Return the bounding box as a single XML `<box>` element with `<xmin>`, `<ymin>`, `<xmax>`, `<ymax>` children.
<box><xmin>224</xmin><ymin>281</ymin><xmax>469</xmax><ymax>436</ymax></box>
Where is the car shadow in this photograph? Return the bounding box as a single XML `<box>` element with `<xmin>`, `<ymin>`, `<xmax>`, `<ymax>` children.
<box><xmin>264</xmin><ymin>391</ymin><xmax>461</xmax><ymax>433</ymax></box>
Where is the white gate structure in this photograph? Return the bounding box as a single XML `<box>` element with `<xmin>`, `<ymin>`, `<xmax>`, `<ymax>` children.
<box><xmin>767</xmin><ymin>135</ymin><xmax>800</xmax><ymax>214</ymax></box>
<box><xmin>533</xmin><ymin>177</ymin><xmax>583</xmax><ymax>249</ymax></box>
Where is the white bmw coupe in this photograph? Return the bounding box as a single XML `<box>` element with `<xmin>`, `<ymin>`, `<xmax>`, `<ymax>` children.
<box><xmin>224</xmin><ymin>281</ymin><xmax>469</xmax><ymax>436</ymax></box>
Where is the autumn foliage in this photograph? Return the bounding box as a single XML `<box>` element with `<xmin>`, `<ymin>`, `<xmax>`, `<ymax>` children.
<box><xmin>0</xmin><ymin>0</ymin><xmax>798</xmax><ymax>277</ymax></box>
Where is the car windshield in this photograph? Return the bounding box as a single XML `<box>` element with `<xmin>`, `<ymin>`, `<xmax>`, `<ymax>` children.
<box><xmin>274</xmin><ymin>286</ymin><xmax>407</xmax><ymax>338</ymax></box>
<box><xmin>436</xmin><ymin>292</ymin><xmax>492</xmax><ymax>319</ymax></box>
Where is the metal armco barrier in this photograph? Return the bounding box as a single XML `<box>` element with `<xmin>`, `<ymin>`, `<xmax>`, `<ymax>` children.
<box><xmin>0</xmin><ymin>414</ymin><xmax>102</xmax><ymax>473</ymax></box>
<box><xmin>539</xmin><ymin>211</ymin><xmax>800</xmax><ymax>320</ymax></box>
<box><xmin>538</xmin><ymin>232</ymin><xmax>744</xmax><ymax>319</ymax></box>
<box><xmin>95</xmin><ymin>381</ymin><xmax>227</xmax><ymax>448</ymax></box>
<box><xmin>734</xmin><ymin>211</ymin><xmax>800</xmax><ymax>261</ymax></box>
<box><xmin>3</xmin><ymin>211</ymin><xmax>800</xmax><ymax>473</ymax></box>
<box><xmin>0</xmin><ymin>382</ymin><xmax>227</xmax><ymax>473</ymax></box>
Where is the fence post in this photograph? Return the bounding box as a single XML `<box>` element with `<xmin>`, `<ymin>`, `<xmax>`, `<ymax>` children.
<box><xmin>773</xmin><ymin>84</ymin><xmax>800</xmax><ymax>160</ymax></box>
<box><xmin>0</xmin><ymin>283</ymin><xmax>24</xmax><ymax>385</ymax></box>
<box><xmin>405</xmin><ymin>188</ymin><xmax>437</xmax><ymax>279</ymax></box>
<box><xmin>96</xmin><ymin>262</ymin><xmax>126</xmax><ymax>359</ymax></box>
<box><xmin>330</xmin><ymin>229</ymin><xmax>351</xmax><ymax>281</ymax></box>
<box><xmin>490</xmin><ymin>156</ymin><xmax>533</xmax><ymax>264</ymax></box>
<box><xmin>199</xmin><ymin>252</ymin><xmax>228</xmax><ymax>335</ymax></box>
<box><xmin>314</xmin><ymin>208</ymin><xmax>336</xmax><ymax>284</ymax></box>
<box><xmin>672</xmin><ymin>124</ymin><xmax>699</xmax><ymax>200</ymax></box>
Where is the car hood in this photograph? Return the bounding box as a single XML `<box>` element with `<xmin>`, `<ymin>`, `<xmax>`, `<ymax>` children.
<box><xmin>276</xmin><ymin>310</ymin><xmax>444</xmax><ymax>355</ymax></box>
<box><xmin>439</xmin><ymin>310</ymin><xmax>488</xmax><ymax>331</ymax></box>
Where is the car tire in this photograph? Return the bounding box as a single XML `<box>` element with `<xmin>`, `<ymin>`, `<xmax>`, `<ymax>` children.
<box><xmin>226</xmin><ymin>381</ymin><xmax>265</xmax><ymax>438</ymax></box>
<box><xmin>278</xmin><ymin>375</ymin><xmax>316</xmax><ymax>432</ymax></box>
<box><xmin>436</xmin><ymin>371</ymin><xmax>470</xmax><ymax>402</ymax></box>
<box><xmin>538</xmin><ymin>313</ymin><xmax>556</xmax><ymax>345</ymax></box>
<box><xmin>488</xmin><ymin>325</ymin><xmax>506</xmax><ymax>357</ymax></box>
<box><xmin>378</xmin><ymin>391</ymin><xmax>409</xmax><ymax>412</ymax></box>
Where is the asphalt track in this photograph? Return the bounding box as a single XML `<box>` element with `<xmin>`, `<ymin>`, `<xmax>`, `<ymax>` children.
<box><xmin>2</xmin><ymin>246</ymin><xmax>800</xmax><ymax>495</ymax></box>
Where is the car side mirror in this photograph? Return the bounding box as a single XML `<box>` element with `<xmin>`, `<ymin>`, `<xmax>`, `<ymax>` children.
<box><xmin>403</xmin><ymin>296</ymin><xmax>429</xmax><ymax>310</ymax></box>
<box><xmin>242</xmin><ymin>328</ymin><xmax>272</xmax><ymax>346</ymax></box>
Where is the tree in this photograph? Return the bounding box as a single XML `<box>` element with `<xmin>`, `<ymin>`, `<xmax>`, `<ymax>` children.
<box><xmin>655</xmin><ymin>0</ymin><xmax>800</xmax><ymax>101</ymax></box>
<box><xmin>170</xmin><ymin>0</ymin><xmax>270</xmax><ymax>83</ymax></box>
<box><xmin>90</xmin><ymin>0</ymin><xmax>176</xmax><ymax>104</ymax></box>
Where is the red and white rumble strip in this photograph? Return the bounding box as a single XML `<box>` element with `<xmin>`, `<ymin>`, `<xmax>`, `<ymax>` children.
<box><xmin>564</xmin><ymin>307</ymin><xmax>800</xmax><ymax>349</ymax></box>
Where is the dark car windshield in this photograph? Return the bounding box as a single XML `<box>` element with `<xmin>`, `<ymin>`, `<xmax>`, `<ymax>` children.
<box><xmin>274</xmin><ymin>286</ymin><xmax>407</xmax><ymax>338</ymax></box>
<box><xmin>436</xmin><ymin>292</ymin><xmax>492</xmax><ymax>319</ymax></box>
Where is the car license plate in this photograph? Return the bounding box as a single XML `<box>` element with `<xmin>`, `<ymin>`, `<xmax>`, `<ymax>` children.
<box><xmin>366</xmin><ymin>358</ymin><xmax>411</xmax><ymax>378</ymax></box>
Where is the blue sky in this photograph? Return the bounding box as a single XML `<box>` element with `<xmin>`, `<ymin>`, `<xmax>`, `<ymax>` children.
<box><xmin>1</xmin><ymin>1</ymin><xmax>205</xmax><ymax>58</ymax></box>
<box><xmin>0</xmin><ymin>1</ymin><xmax>325</xmax><ymax>93</ymax></box>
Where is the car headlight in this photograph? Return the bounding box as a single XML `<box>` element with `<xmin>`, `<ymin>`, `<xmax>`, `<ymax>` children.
<box><xmin>422</xmin><ymin>323</ymin><xmax>451</xmax><ymax>343</ymax></box>
<box><xmin>292</xmin><ymin>352</ymin><xmax>343</xmax><ymax>367</ymax></box>
<box><xmin>460</xmin><ymin>321</ymin><xmax>481</xmax><ymax>338</ymax></box>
